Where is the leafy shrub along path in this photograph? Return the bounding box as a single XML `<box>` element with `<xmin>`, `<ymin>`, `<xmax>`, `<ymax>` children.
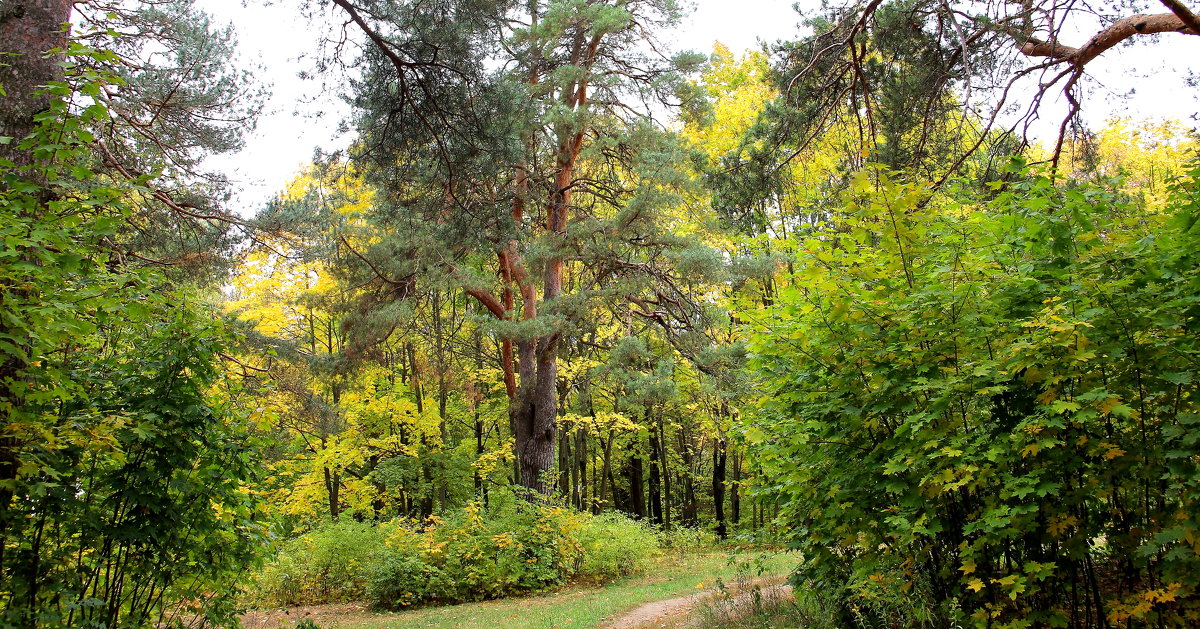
<box><xmin>241</xmin><ymin>551</ymin><xmax>792</xmax><ymax>629</ymax></box>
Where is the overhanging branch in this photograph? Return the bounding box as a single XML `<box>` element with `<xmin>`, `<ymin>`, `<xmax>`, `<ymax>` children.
<box><xmin>1019</xmin><ymin>12</ymin><xmax>1198</xmax><ymax>66</ymax></box>
<box><xmin>1160</xmin><ymin>0</ymin><xmax>1200</xmax><ymax>32</ymax></box>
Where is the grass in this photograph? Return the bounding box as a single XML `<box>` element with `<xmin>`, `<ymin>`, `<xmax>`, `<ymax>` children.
<box><xmin>244</xmin><ymin>550</ymin><xmax>794</xmax><ymax>629</ymax></box>
<box><xmin>689</xmin><ymin>585</ymin><xmax>813</xmax><ymax>629</ymax></box>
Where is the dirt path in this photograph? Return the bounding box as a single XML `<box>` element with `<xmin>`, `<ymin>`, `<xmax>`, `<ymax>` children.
<box><xmin>241</xmin><ymin>603</ymin><xmax>378</xmax><ymax>629</ymax></box>
<box><xmin>600</xmin><ymin>581</ymin><xmax>793</xmax><ymax>629</ymax></box>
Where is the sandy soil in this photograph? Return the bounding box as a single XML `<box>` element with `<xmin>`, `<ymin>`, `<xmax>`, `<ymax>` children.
<box><xmin>240</xmin><ymin>602</ymin><xmax>379</xmax><ymax>629</ymax></box>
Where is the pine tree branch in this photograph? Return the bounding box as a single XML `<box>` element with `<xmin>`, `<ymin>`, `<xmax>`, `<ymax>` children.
<box><xmin>1019</xmin><ymin>12</ymin><xmax>1198</xmax><ymax>66</ymax></box>
<box><xmin>338</xmin><ymin>234</ymin><xmax>413</xmax><ymax>291</ymax></box>
<box><xmin>463</xmin><ymin>286</ymin><xmax>508</xmax><ymax>320</ymax></box>
<box><xmin>1159</xmin><ymin>0</ymin><xmax>1200</xmax><ymax>32</ymax></box>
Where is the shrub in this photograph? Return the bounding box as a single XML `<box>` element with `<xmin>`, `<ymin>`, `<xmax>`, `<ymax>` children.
<box><xmin>250</xmin><ymin>519</ymin><xmax>387</xmax><ymax>606</ymax></box>
<box><xmin>657</xmin><ymin>525</ymin><xmax>718</xmax><ymax>551</ymax></box>
<box><xmin>367</xmin><ymin>503</ymin><xmax>662</xmax><ymax>609</ymax></box>
<box><xmin>432</xmin><ymin>503</ymin><xmax>585</xmax><ymax>601</ymax></box>
<box><xmin>747</xmin><ymin>161</ymin><xmax>1200</xmax><ymax>627</ymax></box>
<box><xmin>253</xmin><ymin>502</ymin><xmax>665</xmax><ymax>610</ymax></box>
<box><xmin>575</xmin><ymin>512</ymin><xmax>660</xmax><ymax>582</ymax></box>
<box><xmin>366</xmin><ymin>553</ymin><xmax>444</xmax><ymax>609</ymax></box>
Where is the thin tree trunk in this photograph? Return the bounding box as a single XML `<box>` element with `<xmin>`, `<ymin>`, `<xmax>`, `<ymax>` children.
<box><xmin>730</xmin><ymin>449</ymin><xmax>741</xmax><ymax>525</ymax></box>
<box><xmin>627</xmin><ymin>453</ymin><xmax>646</xmax><ymax>520</ymax></box>
<box><xmin>324</xmin><ymin>466</ymin><xmax>341</xmax><ymax>521</ymax></box>
<box><xmin>472</xmin><ymin>331</ymin><xmax>486</xmax><ymax>501</ymax></box>
<box><xmin>410</xmin><ymin>344</ymin><xmax>435</xmax><ymax>517</ymax></box>
<box><xmin>559</xmin><ymin>427</ymin><xmax>571</xmax><ymax>496</ymax></box>
<box><xmin>648</xmin><ymin>423</ymin><xmax>664</xmax><ymax>525</ymax></box>
<box><xmin>575</xmin><ymin>425</ymin><xmax>587</xmax><ymax>510</ymax></box>
<box><xmin>713</xmin><ymin>436</ymin><xmax>728</xmax><ymax>539</ymax></box>
<box><xmin>599</xmin><ymin>432</ymin><xmax>614</xmax><ymax>512</ymax></box>
<box><xmin>679</xmin><ymin>428</ymin><xmax>698</xmax><ymax>527</ymax></box>
<box><xmin>659</xmin><ymin>416</ymin><xmax>671</xmax><ymax>529</ymax></box>
<box><xmin>433</xmin><ymin>293</ymin><xmax>450</xmax><ymax>510</ymax></box>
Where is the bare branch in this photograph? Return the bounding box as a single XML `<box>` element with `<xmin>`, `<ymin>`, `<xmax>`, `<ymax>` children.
<box><xmin>1020</xmin><ymin>12</ymin><xmax>1198</xmax><ymax>66</ymax></box>
<box><xmin>338</xmin><ymin>234</ymin><xmax>414</xmax><ymax>291</ymax></box>
<box><xmin>1160</xmin><ymin>0</ymin><xmax>1200</xmax><ymax>32</ymax></box>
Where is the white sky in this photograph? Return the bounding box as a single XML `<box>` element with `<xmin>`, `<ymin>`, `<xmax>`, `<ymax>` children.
<box><xmin>199</xmin><ymin>0</ymin><xmax>807</xmax><ymax>213</ymax></box>
<box><xmin>199</xmin><ymin>0</ymin><xmax>1199</xmax><ymax>215</ymax></box>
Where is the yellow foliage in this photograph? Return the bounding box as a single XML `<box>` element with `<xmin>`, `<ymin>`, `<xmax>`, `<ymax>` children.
<box><xmin>1058</xmin><ymin>117</ymin><xmax>1199</xmax><ymax>211</ymax></box>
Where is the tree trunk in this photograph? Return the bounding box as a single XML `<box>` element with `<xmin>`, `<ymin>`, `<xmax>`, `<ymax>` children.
<box><xmin>575</xmin><ymin>424</ymin><xmax>587</xmax><ymax>510</ymax></box>
<box><xmin>713</xmin><ymin>437</ymin><xmax>728</xmax><ymax>539</ymax></box>
<box><xmin>658</xmin><ymin>416</ymin><xmax>671</xmax><ymax>529</ymax></box>
<box><xmin>626</xmin><ymin>453</ymin><xmax>646</xmax><ymax>520</ymax></box>
<box><xmin>598</xmin><ymin>432</ymin><xmax>613</xmax><ymax>513</ymax></box>
<box><xmin>473</xmin><ymin>331</ymin><xmax>487</xmax><ymax>502</ymax></box>
<box><xmin>410</xmin><ymin>347</ymin><xmax>435</xmax><ymax>517</ymax></box>
<box><xmin>511</xmin><ymin>337</ymin><xmax>558</xmax><ymax>494</ymax></box>
<box><xmin>324</xmin><ymin>466</ymin><xmax>341</xmax><ymax>521</ymax></box>
<box><xmin>432</xmin><ymin>293</ymin><xmax>450</xmax><ymax>511</ymax></box>
<box><xmin>0</xmin><ymin>0</ymin><xmax>72</xmax><ymax>169</ymax></box>
<box><xmin>648</xmin><ymin>426</ymin><xmax>663</xmax><ymax>525</ymax></box>
<box><xmin>730</xmin><ymin>449</ymin><xmax>741</xmax><ymax>526</ymax></box>
<box><xmin>678</xmin><ymin>428</ymin><xmax>698</xmax><ymax>527</ymax></box>
<box><xmin>559</xmin><ymin>426</ymin><xmax>571</xmax><ymax>496</ymax></box>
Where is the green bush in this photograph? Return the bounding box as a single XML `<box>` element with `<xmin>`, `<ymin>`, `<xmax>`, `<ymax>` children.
<box><xmin>366</xmin><ymin>553</ymin><xmax>444</xmax><ymax>609</ymax></box>
<box><xmin>252</xmin><ymin>503</ymin><xmax>666</xmax><ymax>610</ymax></box>
<box><xmin>430</xmin><ymin>502</ymin><xmax>585</xmax><ymax>601</ymax></box>
<box><xmin>657</xmin><ymin>525</ymin><xmax>718</xmax><ymax>551</ymax></box>
<box><xmin>747</xmin><ymin>161</ymin><xmax>1200</xmax><ymax>627</ymax></box>
<box><xmin>250</xmin><ymin>519</ymin><xmax>387</xmax><ymax>606</ymax></box>
<box><xmin>575</xmin><ymin>512</ymin><xmax>660</xmax><ymax>582</ymax></box>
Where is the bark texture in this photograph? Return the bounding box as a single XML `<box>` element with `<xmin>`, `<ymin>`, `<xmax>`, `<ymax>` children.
<box><xmin>0</xmin><ymin>0</ymin><xmax>72</xmax><ymax>168</ymax></box>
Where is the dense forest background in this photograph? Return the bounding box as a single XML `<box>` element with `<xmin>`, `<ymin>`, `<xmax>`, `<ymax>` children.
<box><xmin>2</xmin><ymin>0</ymin><xmax>1199</xmax><ymax>627</ymax></box>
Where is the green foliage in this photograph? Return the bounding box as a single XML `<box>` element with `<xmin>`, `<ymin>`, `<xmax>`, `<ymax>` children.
<box><xmin>400</xmin><ymin>502</ymin><xmax>586</xmax><ymax>603</ymax></box>
<box><xmin>70</xmin><ymin>1</ymin><xmax>265</xmax><ymax>278</ymax></box>
<box><xmin>657</xmin><ymin>525</ymin><xmax>719</xmax><ymax>551</ymax></box>
<box><xmin>250</xmin><ymin>520</ymin><xmax>388</xmax><ymax>606</ymax></box>
<box><xmin>248</xmin><ymin>503</ymin><xmax>662</xmax><ymax>610</ymax></box>
<box><xmin>746</xmin><ymin>158</ymin><xmax>1200</xmax><ymax>627</ymax></box>
<box><xmin>575</xmin><ymin>512</ymin><xmax>660</xmax><ymax>582</ymax></box>
<box><xmin>0</xmin><ymin>47</ymin><xmax>264</xmax><ymax>629</ymax></box>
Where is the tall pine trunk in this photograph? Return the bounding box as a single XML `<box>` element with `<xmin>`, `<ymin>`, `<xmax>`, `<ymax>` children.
<box><xmin>510</xmin><ymin>338</ymin><xmax>558</xmax><ymax>493</ymax></box>
<box><xmin>0</xmin><ymin>0</ymin><xmax>72</xmax><ymax>169</ymax></box>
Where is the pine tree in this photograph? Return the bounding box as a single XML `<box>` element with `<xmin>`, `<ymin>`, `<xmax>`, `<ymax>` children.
<box><xmin>324</xmin><ymin>0</ymin><xmax>713</xmax><ymax>493</ymax></box>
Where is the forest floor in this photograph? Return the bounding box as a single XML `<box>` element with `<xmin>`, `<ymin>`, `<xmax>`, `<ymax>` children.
<box><xmin>240</xmin><ymin>550</ymin><xmax>794</xmax><ymax>629</ymax></box>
